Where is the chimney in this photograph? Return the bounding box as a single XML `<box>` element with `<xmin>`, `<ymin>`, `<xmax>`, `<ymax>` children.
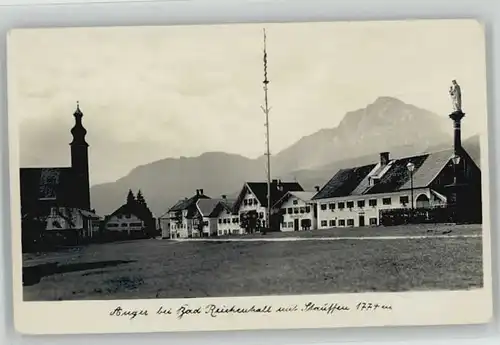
<box><xmin>272</xmin><ymin>179</ymin><xmax>278</xmax><ymax>184</ymax></box>
<box><xmin>196</xmin><ymin>189</ymin><xmax>200</xmax><ymax>196</ymax></box>
<box><xmin>314</xmin><ymin>186</ymin><xmax>320</xmax><ymax>192</ymax></box>
<box><xmin>199</xmin><ymin>189</ymin><xmax>204</xmax><ymax>195</ymax></box>
<box><xmin>380</xmin><ymin>152</ymin><xmax>390</xmax><ymax>166</ymax></box>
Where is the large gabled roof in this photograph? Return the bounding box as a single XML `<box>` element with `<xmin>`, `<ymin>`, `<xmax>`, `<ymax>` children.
<box><xmin>168</xmin><ymin>193</ymin><xmax>210</xmax><ymax>212</ymax></box>
<box><xmin>272</xmin><ymin>191</ymin><xmax>317</xmax><ymax>209</ymax></box>
<box><xmin>312</xmin><ymin>147</ymin><xmax>476</xmax><ymax>200</ymax></box>
<box><xmin>233</xmin><ymin>181</ymin><xmax>304</xmax><ymax>211</ymax></box>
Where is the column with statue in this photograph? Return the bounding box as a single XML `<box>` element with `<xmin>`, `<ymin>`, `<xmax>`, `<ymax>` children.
<box><xmin>447</xmin><ymin>79</ymin><xmax>466</xmax><ymax>223</ymax></box>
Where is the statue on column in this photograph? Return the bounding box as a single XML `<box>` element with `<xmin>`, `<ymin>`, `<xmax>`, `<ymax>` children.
<box><xmin>449</xmin><ymin>79</ymin><xmax>462</xmax><ymax>113</ymax></box>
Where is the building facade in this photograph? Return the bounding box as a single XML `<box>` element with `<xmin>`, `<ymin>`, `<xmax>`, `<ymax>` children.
<box><xmin>103</xmin><ymin>202</ymin><xmax>147</xmax><ymax>239</ymax></box>
<box><xmin>313</xmin><ymin>149</ymin><xmax>480</xmax><ymax>228</ymax></box>
<box><xmin>232</xmin><ymin>180</ymin><xmax>304</xmax><ymax>233</ymax></box>
<box><xmin>167</xmin><ymin>189</ymin><xmax>210</xmax><ymax>238</ymax></box>
<box><xmin>45</xmin><ymin>207</ymin><xmax>101</xmax><ymax>240</ymax></box>
<box><xmin>216</xmin><ymin>199</ymin><xmax>240</xmax><ymax>236</ymax></box>
<box><xmin>273</xmin><ymin>191</ymin><xmax>318</xmax><ymax>231</ymax></box>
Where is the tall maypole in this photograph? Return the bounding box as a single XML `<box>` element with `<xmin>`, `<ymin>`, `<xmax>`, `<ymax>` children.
<box><xmin>261</xmin><ymin>28</ymin><xmax>272</xmax><ymax>231</ymax></box>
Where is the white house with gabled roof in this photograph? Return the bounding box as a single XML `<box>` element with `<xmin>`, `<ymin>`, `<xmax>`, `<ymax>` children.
<box><xmin>273</xmin><ymin>191</ymin><xmax>318</xmax><ymax>231</ymax></box>
<box><xmin>312</xmin><ymin>149</ymin><xmax>481</xmax><ymax>229</ymax></box>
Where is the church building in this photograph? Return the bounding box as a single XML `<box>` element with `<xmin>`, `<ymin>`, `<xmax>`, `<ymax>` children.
<box><xmin>20</xmin><ymin>103</ymin><xmax>99</xmax><ymax>247</ymax></box>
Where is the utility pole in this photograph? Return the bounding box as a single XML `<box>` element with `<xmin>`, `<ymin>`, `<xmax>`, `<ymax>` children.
<box><xmin>261</xmin><ymin>28</ymin><xmax>272</xmax><ymax>233</ymax></box>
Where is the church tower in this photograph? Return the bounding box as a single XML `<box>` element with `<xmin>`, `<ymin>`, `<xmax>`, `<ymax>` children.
<box><xmin>70</xmin><ymin>101</ymin><xmax>91</xmax><ymax>210</ymax></box>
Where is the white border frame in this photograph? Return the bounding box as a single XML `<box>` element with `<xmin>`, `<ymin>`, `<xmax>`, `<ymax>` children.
<box><xmin>1</xmin><ymin>0</ymin><xmax>498</xmax><ymax>344</ymax></box>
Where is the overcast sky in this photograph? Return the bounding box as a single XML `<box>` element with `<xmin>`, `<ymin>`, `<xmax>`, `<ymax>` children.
<box><xmin>8</xmin><ymin>20</ymin><xmax>488</xmax><ymax>184</ymax></box>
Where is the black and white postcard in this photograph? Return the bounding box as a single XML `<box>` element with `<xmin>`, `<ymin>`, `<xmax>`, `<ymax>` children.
<box><xmin>7</xmin><ymin>19</ymin><xmax>493</xmax><ymax>334</ymax></box>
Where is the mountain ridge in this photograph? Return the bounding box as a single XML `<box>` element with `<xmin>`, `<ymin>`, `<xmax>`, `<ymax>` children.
<box><xmin>90</xmin><ymin>97</ymin><xmax>471</xmax><ymax>217</ymax></box>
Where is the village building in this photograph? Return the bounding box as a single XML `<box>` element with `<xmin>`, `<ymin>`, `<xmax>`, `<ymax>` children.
<box><xmin>167</xmin><ymin>189</ymin><xmax>210</xmax><ymax>238</ymax></box>
<box><xmin>312</xmin><ymin>148</ymin><xmax>481</xmax><ymax>228</ymax></box>
<box><xmin>273</xmin><ymin>191</ymin><xmax>318</xmax><ymax>231</ymax></box>
<box><xmin>232</xmin><ymin>180</ymin><xmax>304</xmax><ymax>233</ymax></box>
<box><xmin>44</xmin><ymin>207</ymin><xmax>101</xmax><ymax>242</ymax></box>
<box><xmin>103</xmin><ymin>203</ymin><xmax>147</xmax><ymax>239</ymax></box>
<box><xmin>214</xmin><ymin>196</ymin><xmax>239</xmax><ymax>236</ymax></box>
<box><xmin>158</xmin><ymin>212</ymin><xmax>170</xmax><ymax>239</ymax></box>
<box><xmin>191</xmin><ymin>196</ymin><xmax>237</xmax><ymax>237</ymax></box>
<box><xmin>19</xmin><ymin>103</ymin><xmax>99</xmax><ymax>249</ymax></box>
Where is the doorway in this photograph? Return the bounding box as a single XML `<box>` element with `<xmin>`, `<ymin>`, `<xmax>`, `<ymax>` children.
<box><xmin>359</xmin><ymin>215</ymin><xmax>365</xmax><ymax>227</ymax></box>
<box><xmin>294</xmin><ymin>219</ymin><xmax>299</xmax><ymax>231</ymax></box>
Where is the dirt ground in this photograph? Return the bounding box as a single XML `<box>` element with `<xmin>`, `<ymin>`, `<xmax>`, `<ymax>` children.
<box><xmin>22</xmin><ymin>224</ymin><xmax>484</xmax><ymax>301</ymax></box>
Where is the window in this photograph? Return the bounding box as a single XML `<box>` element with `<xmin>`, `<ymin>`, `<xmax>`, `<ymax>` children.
<box><xmin>126</xmin><ymin>214</ymin><xmax>131</xmax><ymax>219</ymax></box>
<box><xmin>259</xmin><ymin>212</ymin><xmax>264</xmax><ymax>218</ymax></box>
<box><xmin>244</xmin><ymin>200</ymin><xmax>248</xmax><ymax>206</ymax></box>
<box><xmin>320</xmin><ymin>204</ymin><xmax>327</xmax><ymax>210</ymax></box>
<box><xmin>130</xmin><ymin>222</ymin><xmax>142</xmax><ymax>227</ymax></box>
<box><xmin>368</xmin><ymin>199</ymin><xmax>377</xmax><ymax>207</ymax></box>
<box><xmin>248</xmin><ymin>199</ymin><xmax>253</xmax><ymax>206</ymax></box>
<box><xmin>347</xmin><ymin>219</ymin><xmax>355</xmax><ymax>226</ymax></box>
<box><xmin>233</xmin><ymin>217</ymin><xmax>239</xmax><ymax>223</ymax></box>
<box><xmin>338</xmin><ymin>202</ymin><xmax>345</xmax><ymax>209</ymax></box>
<box><xmin>369</xmin><ymin>217</ymin><xmax>378</xmax><ymax>225</ymax></box>
<box><xmin>382</xmin><ymin>197</ymin><xmax>392</xmax><ymax>205</ymax></box>
<box><xmin>346</xmin><ymin>201</ymin><xmax>354</xmax><ymax>209</ymax></box>
<box><xmin>121</xmin><ymin>223</ymin><xmax>128</xmax><ymax>227</ymax></box>
<box><xmin>357</xmin><ymin>200</ymin><xmax>365</xmax><ymax>208</ymax></box>
<box><xmin>293</xmin><ymin>200</ymin><xmax>298</xmax><ymax>205</ymax></box>
<box><xmin>232</xmin><ymin>229</ymin><xmax>239</xmax><ymax>235</ymax></box>
<box><xmin>203</xmin><ymin>221</ymin><xmax>209</xmax><ymax>226</ymax></box>
<box><xmin>294</xmin><ymin>208</ymin><xmax>299</xmax><ymax>214</ymax></box>
<box><xmin>287</xmin><ymin>208</ymin><xmax>293</xmax><ymax>214</ymax></box>
<box><xmin>282</xmin><ymin>222</ymin><xmax>287</xmax><ymax>228</ymax></box>
<box><xmin>288</xmin><ymin>222</ymin><xmax>293</xmax><ymax>227</ymax></box>
<box><xmin>305</xmin><ymin>206</ymin><xmax>311</xmax><ymax>213</ymax></box>
<box><xmin>338</xmin><ymin>219</ymin><xmax>346</xmax><ymax>226</ymax></box>
<box><xmin>218</xmin><ymin>219</ymin><xmax>222</xmax><ymax>224</ymax></box>
<box><xmin>321</xmin><ymin>220</ymin><xmax>328</xmax><ymax>227</ymax></box>
<box><xmin>300</xmin><ymin>207</ymin><xmax>305</xmax><ymax>214</ymax></box>
<box><xmin>223</xmin><ymin>219</ymin><xmax>227</xmax><ymax>224</ymax></box>
<box><xmin>224</xmin><ymin>230</ymin><xmax>228</xmax><ymax>235</ymax></box>
<box><xmin>218</xmin><ymin>230</ymin><xmax>222</xmax><ymax>235</ymax></box>
<box><xmin>329</xmin><ymin>219</ymin><xmax>336</xmax><ymax>227</ymax></box>
<box><xmin>400</xmin><ymin>196</ymin><xmax>409</xmax><ymax>205</ymax></box>
<box><xmin>329</xmin><ymin>203</ymin><xmax>335</xmax><ymax>210</ymax></box>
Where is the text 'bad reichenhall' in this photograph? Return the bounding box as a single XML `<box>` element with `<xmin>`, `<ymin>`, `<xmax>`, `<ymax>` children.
<box><xmin>109</xmin><ymin>301</ymin><xmax>392</xmax><ymax>320</ymax></box>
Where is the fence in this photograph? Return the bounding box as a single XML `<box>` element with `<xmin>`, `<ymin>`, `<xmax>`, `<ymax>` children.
<box><xmin>379</xmin><ymin>205</ymin><xmax>480</xmax><ymax>226</ymax></box>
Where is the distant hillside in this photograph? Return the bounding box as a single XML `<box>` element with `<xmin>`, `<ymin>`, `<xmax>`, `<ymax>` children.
<box><xmin>90</xmin><ymin>97</ymin><xmax>461</xmax><ymax>216</ymax></box>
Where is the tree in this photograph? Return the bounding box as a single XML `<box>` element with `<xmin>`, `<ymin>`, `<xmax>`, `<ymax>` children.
<box><xmin>136</xmin><ymin>190</ymin><xmax>145</xmax><ymax>206</ymax></box>
<box><xmin>126</xmin><ymin>189</ymin><xmax>136</xmax><ymax>205</ymax></box>
<box><xmin>240</xmin><ymin>210</ymin><xmax>258</xmax><ymax>234</ymax></box>
<box><xmin>135</xmin><ymin>190</ymin><xmax>156</xmax><ymax>238</ymax></box>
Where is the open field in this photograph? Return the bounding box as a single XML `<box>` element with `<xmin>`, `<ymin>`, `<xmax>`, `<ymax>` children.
<box><xmin>22</xmin><ymin>224</ymin><xmax>483</xmax><ymax>301</ymax></box>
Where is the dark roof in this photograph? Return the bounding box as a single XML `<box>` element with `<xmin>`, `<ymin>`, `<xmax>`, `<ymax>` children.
<box><xmin>234</xmin><ymin>181</ymin><xmax>304</xmax><ymax>210</ymax></box>
<box><xmin>108</xmin><ymin>203</ymin><xmax>145</xmax><ymax>221</ymax></box>
<box><xmin>168</xmin><ymin>193</ymin><xmax>210</xmax><ymax>212</ymax></box>
<box><xmin>312</xmin><ymin>165</ymin><xmax>375</xmax><ymax>199</ymax></box>
<box><xmin>196</xmin><ymin>199</ymin><xmax>223</xmax><ymax>217</ymax></box>
<box><xmin>312</xmin><ymin>148</ymin><xmax>471</xmax><ymax>200</ymax></box>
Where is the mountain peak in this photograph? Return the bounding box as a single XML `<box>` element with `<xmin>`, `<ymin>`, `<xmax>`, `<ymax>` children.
<box><xmin>372</xmin><ymin>96</ymin><xmax>405</xmax><ymax>105</ymax></box>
